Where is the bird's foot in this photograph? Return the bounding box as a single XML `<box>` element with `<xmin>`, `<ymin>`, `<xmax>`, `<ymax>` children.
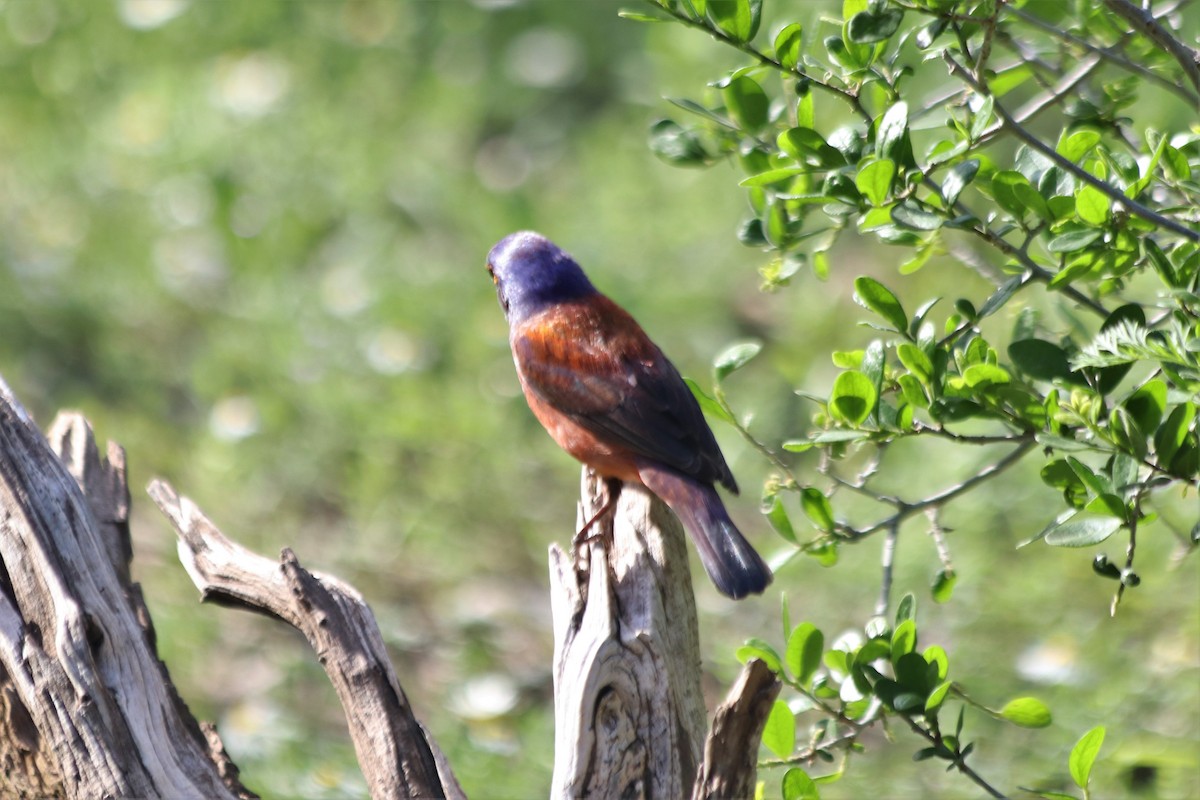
<box><xmin>573</xmin><ymin>477</ymin><xmax>622</xmax><ymax>547</ymax></box>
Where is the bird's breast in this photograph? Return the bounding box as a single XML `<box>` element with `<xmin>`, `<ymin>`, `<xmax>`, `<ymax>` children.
<box><xmin>519</xmin><ymin>379</ymin><xmax>642</xmax><ymax>483</ymax></box>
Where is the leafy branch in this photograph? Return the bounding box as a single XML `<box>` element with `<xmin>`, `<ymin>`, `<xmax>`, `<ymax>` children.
<box><xmin>637</xmin><ymin>0</ymin><xmax>1200</xmax><ymax>795</ymax></box>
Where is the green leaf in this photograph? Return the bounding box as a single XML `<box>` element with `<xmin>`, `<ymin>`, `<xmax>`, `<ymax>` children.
<box><xmin>925</xmin><ymin>680</ymin><xmax>952</xmax><ymax>715</ymax></box>
<box><xmin>1163</xmin><ymin>145</ymin><xmax>1191</xmax><ymax>180</ymax></box>
<box><xmin>1155</xmin><ymin>402</ymin><xmax>1196</xmax><ymax>466</ymax></box>
<box><xmin>778</xmin><ymin>127</ymin><xmax>845</xmax><ymax>167</ymax></box>
<box><xmin>617</xmin><ymin>9</ymin><xmax>674</xmax><ymax>23</ymax></box>
<box><xmin>685</xmin><ymin>378</ymin><xmax>735</xmax><ymax>424</ymax></box>
<box><xmin>1049</xmin><ymin>254</ymin><xmax>1098</xmax><ymax>288</ymax></box>
<box><xmin>774</xmin><ymin>22</ymin><xmax>804</xmax><ymax>70</ymax></box>
<box><xmin>893</xmin><ymin>651</ymin><xmax>932</xmax><ymax>694</ymax></box>
<box><xmin>1008</xmin><ymin>339</ymin><xmax>1077</xmax><ymax>383</ymax></box>
<box><xmin>724</xmin><ymin>75</ymin><xmax>769</xmax><ymax>134</ymax></box>
<box><xmin>1046</xmin><ymin>229</ymin><xmax>1103</xmax><ymax>253</ymax></box>
<box><xmin>846</xmin><ymin>6</ymin><xmax>903</xmax><ymax>43</ymax></box>
<box><xmin>707</xmin><ymin>0</ymin><xmax>758</xmax><ymax>42</ymax></box>
<box><xmin>714</xmin><ymin>340</ymin><xmax>763</xmax><ymax>381</ymax></box>
<box><xmin>992</xmin><ymin>170</ymin><xmax>1051</xmax><ymax>222</ymax></box>
<box><xmin>962</xmin><ymin>363</ymin><xmax>1011</xmax><ymax>387</ymax></box>
<box><xmin>941</xmin><ymin>159</ymin><xmax>979</xmax><ymax>206</ymax></box>
<box><xmin>897</xmin><ymin>343</ymin><xmax>933</xmax><ymax>383</ymax></box>
<box><xmin>891</xmin><ymin>200</ymin><xmax>943</xmax><ymax>230</ymax></box>
<box><xmin>1076</xmin><ymin>184</ymin><xmax>1110</xmax><ymax>225</ymax></box>
<box><xmin>891</xmin><ymin>619</ymin><xmax>917</xmax><ymax>661</ymax></box>
<box><xmin>813</xmin><ymin>250</ymin><xmax>830</xmax><ymax>280</ymax></box>
<box><xmin>856</xmin><ymin>159</ymin><xmax>896</xmax><ymax>206</ymax></box>
<box><xmin>801</xmin><ymin>487</ymin><xmax>835</xmax><ymax>530</ymax></box>
<box><xmin>762</xmin><ymin>493</ymin><xmax>798</xmax><ymax>544</ymax></box>
<box><xmin>1085</xmin><ymin>493</ymin><xmax>1127</xmax><ymax>520</ymax></box>
<box><xmin>853</xmin><ymin>276</ymin><xmax>907</xmax><ymax>331</ymax></box>
<box><xmin>1056</xmin><ymin>130</ymin><xmax>1101</xmax><ymax>163</ymax></box>
<box><xmin>1000</xmin><ymin>697</ymin><xmax>1053</xmax><ymax>728</ymax></box>
<box><xmin>1044</xmin><ymin>516</ymin><xmax>1122</xmax><ymax>547</ymax></box>
<box><xmin>1069</xmin><ymin>726</ymin><xmax>1106</xmax><ymax>789</ymax></box>
<box><xmin>924</xmin><ymin>645</ymin><xmax>949</xmax><ymax>681</ymax></box>
<box><xmin>648</xmin><ymin>119</ymin><xmax>708</xmax><ymax>165</ymax></box>
<box><xmin>978</xmin><ymin>275</ymin><xmax>1022</xmax><ymax>319</ymax></box>
<box><xmin>737</xmin><ymin>638</ymin><xmax>782</xmax><ymax>672</ymax></box>
<box><xmin>876</xmin><ymin>101</ymin><xmax>909</xmax><ymax>161</ymax></box>
<box><xmin>898</xmin><ymin>374</ymin><xmax>928</xmax><ymax>408</ymax></box>
<box><xmin>781</xmin><ymin>767</ymin><xmax>820</xmax><ymax>800</ymax></box>
<box><xmin>831</xmin><ymin>349</ymin><xmax>864</xmax><ymax>369</ymax></box>
<box><xmin>931</xmin><ymin>568</ymin><xmax>956</xmax><ymax>603</ymax></box>
<box><xmin>830</xmin><ymin>370</ymin><xmax>877</xmax><ymax>426</ymax></box>
<box><xmin>740</xmin><ymin>167</ymin><xmax>808</xmax><ymax>187</ymax></box>
<box><xmin>762</xmin><ymin>699</ymin><xmax>796</xmax><ymax>759</ymax></box>
<box><xmin>786</xmin><ymin>622</ymin><xmax>824</xmax><ymax>685</ymax></box>
<box><xmin>896</xmin><ymin>591</ymin><xmax>916</xmax><ymax>624</ymax></box>
<box><xmin>1125</xmin><ymin>379</ymin><xmax>1166</xmax><ymax>434</ymax></box>
<box><xmin>969</xmin><ymin>95</ymin><xmax>994</xmax><ymax>140</ymax></box>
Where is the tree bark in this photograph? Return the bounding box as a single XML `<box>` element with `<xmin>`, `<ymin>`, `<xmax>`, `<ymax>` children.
<box><xmin>549</xmin><ymin>469</ymin><xmax>780</xmax><ymax>800</ymax></box>
<box><xmin>148</xmin><ymin>480</ymin><xmax>465</xmax><ymax>800</ymax></box>
<box><xmin>0</xmin><ymin>378</ymin><xmax>253</xmax><ymax>800</ymax></box>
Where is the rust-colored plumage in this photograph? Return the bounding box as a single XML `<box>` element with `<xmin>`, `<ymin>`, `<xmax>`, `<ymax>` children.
<box><xmin>487</xmin><ymin>232</ymin><xmax>771</xmax><ymax>599</ymax></box>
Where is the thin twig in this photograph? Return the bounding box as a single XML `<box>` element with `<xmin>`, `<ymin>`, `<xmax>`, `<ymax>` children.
<box><xmin>926</xmin><ymin>507</ymin><xmax>954</xmax><ymax>574</ymax></box>
<box><xmin>943</xmin><ymin>50</ymin><xmax>1200</xmax><ymax>242</ymax></box>
<box><xmin>900</xmin><ymin>715</ymin><xmax>1009</xmax><ymax>799</ymax></box>
<box><xmin>911</xmin><ymin>421</ymin><xmax>1031</xmax><ymax>444</ymax></box>
<box><xmin>843</xmin><ymin>441</ymin><xmax>1037</xmax><ymax>541</ymax></box>
<box><xmin>975</xmin><ymin>53</ymin><xmax>1104</xmax><ymax>146</ymax></box>
<box><xmin>1007</xmin><ymin>3</ymin><xmax>1200</xmax><ymax>106</ymax></box>
<box><xmin>918</xmin><ymin>170</ymin><xmax>1112</xmax><ymax>318</ymax></box>
<box><xmin>1102</xmin><ymin>0</ymin><xmax>1200</xmax><ymax>97</ymax></box>
<box><xmin>1110</xmin><ymin>491</ymin><xmax>1143</xmax><ymax>616</ymax></box>
<box><xmin>876</xmin><ymin>519</ymin><xmax>900</xmax><ymax>617</ymax></box>
<box><xmin>647</xmin><ymin>1</ymin><xmax>875</xmax><ymax>126</ymax></box>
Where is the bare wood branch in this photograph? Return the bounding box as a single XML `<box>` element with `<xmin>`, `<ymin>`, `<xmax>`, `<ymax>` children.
<box><xmin>147</xmin><ymin>479</ymin><xmax>464</xmax><ymax>800</ymax></box>
<box><xmin>1103</xmin><ymin>0</ymin><xmax>1200</xmax><ymax>97</ymax></box>
<box><xmin>549</xmin><ymin>467</ymin><xmax>709</xmax><ymax>798</ymax></box>
<box><xmin>0</xmin><ymin>378</ymin><xmax>251</xmax><ymax>800</ymax></box>
<box><xmin>692</xmin><ymin>659</ymin><xmax>781</xmax><ymax>800</ymax></box>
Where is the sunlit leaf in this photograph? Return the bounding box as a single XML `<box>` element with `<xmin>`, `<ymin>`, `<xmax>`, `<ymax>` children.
<box><xmin>856</xmin><ymin>159</ymin><xmax>896</xmax><ymax>206</ymax></box>
<box><xmin>830</xmin><ymin>371</ymin><xmax>877</xmax><ymax>426</ymax></box>
<box><xmin>781</xmin><ymin>767</ymin><xmax>820</xmax><ymax>800</ymax></box>
<box><xmin>714</xmin><ymin>340</ymin><xmax>763</xmax><ymax>381</ymax></box>
<box><xmin>1069</xmin><ymin>726</ymin><xmax>1106</xmax><ymax>789</ymax></box>
<box><xmin>1000</xmin><ymin>697</ymin><xmax>1053</xmax><ymax>728</ymax></box>
<box><xmin>1043</xmin><ymin>516</ymin><xmax>1121</xmax><ymax>547</ymax></box>
<box><xmin>786</xmin><ymin>622</ymin><xmax>824</xmax><ymax>685</ymax></box>
<box><xmin>853</xmin><ymin>276</ymin><xmax>907</xmax><ymax>331</ymax></box>
<box><xmin>762</xmin><ymin>699</ymin><xmax>796</xmax><ymax>759</ymax></box>
<box><xmin>774</xmin><ymin>22</ymin><xmax>804</xmax><ymax>70</ymax></box>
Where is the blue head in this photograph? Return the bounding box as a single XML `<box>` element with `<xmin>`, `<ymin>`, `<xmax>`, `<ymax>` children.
<box><xmin>486</xmin><ymin>232</ymin><xmax>597</xmax><ymax>324</ymax></box>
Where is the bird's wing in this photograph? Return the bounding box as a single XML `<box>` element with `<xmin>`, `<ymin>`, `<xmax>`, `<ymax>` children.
<box><xmin>513</xmin><ymin>296</ymin><xmax>737</xmax><ymax>493</ymax></box>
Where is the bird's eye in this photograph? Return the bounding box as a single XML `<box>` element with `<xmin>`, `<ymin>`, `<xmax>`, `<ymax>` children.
<box><xmin>486</xmin><ymin>263</ymin><xmax>498</xmax><ymax>285</ymax></box>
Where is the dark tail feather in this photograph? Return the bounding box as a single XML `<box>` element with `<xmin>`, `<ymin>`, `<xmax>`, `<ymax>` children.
<box><xmin>639</xmin><ymin>465</ymin><xmax>773</xmax><ymax>599</ymax></box>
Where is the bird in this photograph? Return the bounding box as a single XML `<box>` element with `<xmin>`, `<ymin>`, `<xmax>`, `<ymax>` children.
<box><xmin>486</xmin><ymin>231</ymin><xmax>772</xmax><ymax>599</ymax></box>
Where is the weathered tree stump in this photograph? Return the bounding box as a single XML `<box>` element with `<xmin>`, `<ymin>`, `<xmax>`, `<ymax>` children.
<box><xmin>551</xmin><ymin>468</ymin><xmax>781</xmax><ymax>800</ymax></box>
<box><xmin>0</xmin><ymin>378</ymin><xmax>254</xmax><ymax>800</ymax></box>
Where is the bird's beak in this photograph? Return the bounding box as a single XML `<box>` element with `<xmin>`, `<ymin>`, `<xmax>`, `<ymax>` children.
<box><xmin>486</xmin><ymin>263</ymin><xmax>498</xmax><ymax>285</ymax></box>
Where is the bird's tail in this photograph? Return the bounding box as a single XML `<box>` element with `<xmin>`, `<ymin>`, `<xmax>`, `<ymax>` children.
<box><xmin>638</xmin><ymin>465</ymin><xmax>772</xmax><ymax>599</ymax></box>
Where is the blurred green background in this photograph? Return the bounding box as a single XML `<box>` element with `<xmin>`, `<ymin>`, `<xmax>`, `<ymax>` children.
<box><xmin>0</xmin><ymin>0</ymin><xmax>1195</xmax><ymax>797</ymax></box>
